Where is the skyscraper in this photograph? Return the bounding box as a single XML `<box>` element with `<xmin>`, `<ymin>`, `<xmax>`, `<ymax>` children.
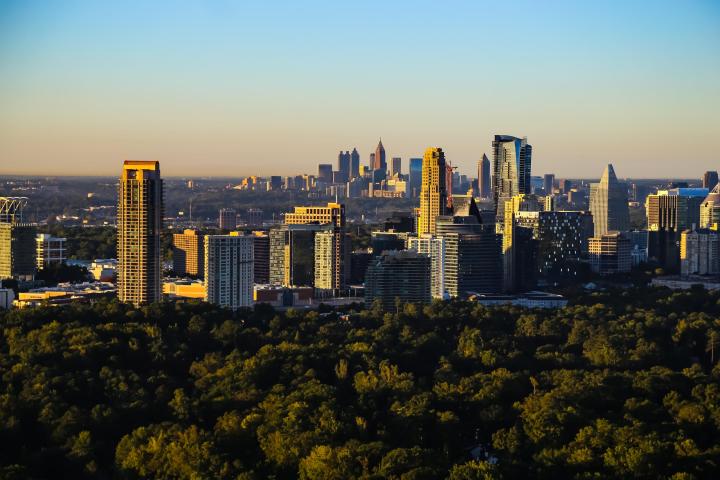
<box><xmin>502</xmin><ymin>194</ymin><xmax>542</xmax><ymax>291</ymax></box>
<box><xmin>337</xmin><ymin>151</ymin><xmax>350</xmax><ymax>183</ymax></box>
<box><xmin>409</xmin><ymin>158</ymin><xmax>423</xmax><ymax>198</ymax></box>
<box><xmin>444</xmin><ymin>232</ymin><xmax>502</xmax><ymax>297</ymax></box>
<box><xmin>172</xmin><ymin>229</ymin><xmax>204</xmax><ymax>277</ymax></box>
<box><xmin>117</xmin><ymin>160</ymin><xmax>163</xmax><ymax>306</ymax></box>
<box><xmin>418</xmin><ymin>147</ymin><xmax>449</xmax><ymax>235</ymax></box>
<box><xmin>204</xmin><ymin>232</ymin><xmax>254</xmax><ymax>309</ymax></box>
<box><xmin>252</xmin><ymin>231</ymin><xmax>270</xmax><ymax>284</ymax></box>
<box><xmin>700</xmin><ymin>185</ymin><xmax>720</xmax><ymax>230</ymax></box>
<box><xmin>492</xmin><ymin>135</ymin><xmax>532</xmax><ymax>214</ymax></box>
<box><xmin>373</xmin><ymin>139</ymin><xmax>386</xmax><ymax>173</ymax></box>
<box><xmin>703</xmin><ymin>171</ymin><xmax>719</xmax><ymax>190</ymax></box>
<box><xmin>364</xmin><ymin>250</ymin><xmax>431</xmax><ymax>310</ymax></box>
<box><xmin>407</xmin><ymin>234</ymin><xmax>446</xmax><ymax>299</ymax></box>
<box><xmin>219</xmin><ymin>208</ymin><xmax>237</xmax><ymax>230</ymax></box>
<box><xmin>314</xmin><ymin>229</ymin><xmax>351</xmax><ymax>294</ymax></box>
<box><xmin>543</xmin><ymin>174</ymin><xmax>555</xmax><ymax>195</ymax></box>
<box><xmin>589</xmin><ymin>164</ymin><xmax>630</xmax><ymax>237</ymax></box>
<box><xmin>391</xmin><ymin>157</ymin><xmax>401</xmax><ymax>177</ymax></box>
<box><xmin>0</xmin><ymin>197</ymin><xmax>36</xmax><ymax>281</ymax></box>
<box><xmin>477</xmin><ymin>154</ymin><xmax>491</xmax><ymax>199</ymax></box>
<box><xmin>350</xmin><ymin>148</ymin><xmax>360</xmax><ymax>179</ymax></box>
<box><xmin>589</xmin><ymin>232</ymin><xmax>632</xmax><ymax>275</ymax></box>
<box><xmin>318</xmin><ymin>164</ymin><xmax>333</xmax><ymax>183</ymax></box>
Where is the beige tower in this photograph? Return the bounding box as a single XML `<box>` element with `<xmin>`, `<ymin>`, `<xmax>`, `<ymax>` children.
<box><xmin>418</xmin><ymin>147</ymin><xmax>449</xmax><ymax>235</ymax></box>
<box><xmin>117</xmin><ymin>160</ymin><xmax>163</xmax><ymax>306</ymax></box>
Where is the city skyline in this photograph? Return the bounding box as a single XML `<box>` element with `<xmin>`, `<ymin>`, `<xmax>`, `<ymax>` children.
<box><xmin>1</xmin><ymin>1</ymin><xmax>719</xmax><ymax>178</ymax></box>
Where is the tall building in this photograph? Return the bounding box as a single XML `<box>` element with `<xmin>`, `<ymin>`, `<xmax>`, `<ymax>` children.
<box><xmin>172</xmin><ymin>229</ymin><xmax>204</xmax><ymax>277</ymax></box>
<box><xmin>589</xmin><ymin>164</ymin><xmax>630</xmax><ymax>236</ymax></box>
<box><xmin>418</xmin><ymin>147</ymin><xmax>449</xmax><ymax>235</ymax></box>
<box><xmin>444</xmin><ymin>232</ymin><xmax>502</xmax><ymax>297</ymax></box>
<box><xmin>373</xmin><ymin>139</ymin><xmax>386</xmax><ymax>173</ymax></box>
<box><xmin>703</xmin><ymin>171</ymin><xmax>719</xmax><ymax>190</ymax></box>
<box><xmin>350</xmin><ymin>148</ymin><xmax>360</xmax><ymax>179</ymax></box>
<box><xmin>477</xmin><ymin>154</ymin><xmax>491</xmax><ymax>199</ymax></box>
<box><xmin>391</xmin><ymin>157</ymin><xmax>402</xmax><ymax>177</ymax></box>
<box><xmin>364</xmin><ymin>250</ymin><xmax>431</xmax><ymax>310</ymax></box>
<box><xmin>407</xmin><ymin>234</ymin><xmax>446</xmax><ymax>299</ymax></box>
<box><xmin>502</xmin><ymin>194</ymin><xmax>542</xmax><ymax>291</ymax></box>
<box><xmin>337</xmin><ymin>151</ymin><xmax>351</xmax><ymax>183</ymax></box>
<box><xmin>269</xmin><ymin>224</ymin><xmax>325</xmax><ymax>287</ymax></box>
<box><xmin>0</xmin><ymin>225</ymin><xmax>36</xmax><ymax>282</ymax></box>
<box><xmin>492</xmin><ymin>135</ymin><xmax>532</xmax><ymax>214</ymax></box>
<box><xmin>219</xmin><ymin>208</ymin><xmax>237</xmax><ymax>230</ymax></box>
<box><xmin>680</xmin><ymin>229</ymin><xmax>720</xmax><ymax>277</ymax></box>
<box><xmin>314</xmin><ymin>229</ymin><xmax>350</xmax><ymax>294</ymax></box>
<box><xmin>589</xmin><ymin>231</ymin><xmax>631</xmax><ymax>275</ymax></box>
<box><xmin>543</xmin><ymin>174</ymin><xmax>555</xmax><ymax>195</ymax></box>
<box><xmin>269</xmin><ymin>176</ymin><xmax>283</xmax><ymax>191</ymax></box>
<box><xmin>117</xmin><ymin>161</ymin><xmax>163</xmax><ymax>306</ymax></box>
<box><xmin>646</xmin><ymin>188</ymin><xmax>707</xmax><ymax>232</ymax></box>
<box><xmin>409</xmin><ymin>158</ymin><xmax>423</xmax><ymax>198</ymax></box>
<box><xmin>252</xmin><ymin>231</ymin><xmax>270</xmax><ymax>284</ymax></box>
<box><xmin>318</xmin><ymin>164</ymin><xmax>333</xmax><ymax>184</ymax></box>
<box><xmin>204</xmin><ymin>233</ymin><xmax>254</xmax><ymax>309</ymax></box>
<box><xmin>35</xmin><ymin>233</ymin><xmax>66</xmax><ymax>270</ymax></box>
<box><xmin>700</xmin><ymin>185</ymin><xmax>720</xmax><ymax>230</ymax></box>
<box><xmin>284</xmin><ymin>202</ymin><xmax>345</xmax><ymax>227</ymax></box>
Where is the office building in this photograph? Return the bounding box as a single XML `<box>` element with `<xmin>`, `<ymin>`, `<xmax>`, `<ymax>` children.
<box><xmin>700</xmin><ymin>185</ymin><xmax>720</xmax><ymax>230</ymax></box>
<box><xmin>477</xmin><ymin>154</ymin><xmax>491</xmax><ymax>199</ymax></box>
<box><xmin>337</xmin><ymin>151</ymin><xmax>351</xmax><ymax>182</ymax></box>
<box><xmin>391</xmin><ymin>157</ymin><xmax>401</xmax><ymax>177</ymax></box>
<box><xmin>172</xmin><ymin>229</ymin><xmax>204</xmax><ymax>277</ymax></box>
<box><xmin>0</xmin><ymin>223</ymin><xmax>36</xmax><ymax>281</ymax></box>
<box><xmin>492</xmin><ymin>135</ymin><xmax>532</xmax><ymax>215</ymax></box>
<box><xmin>703</xmin><ymin>171</ymin><xmax>719</xmax><ymax>190</ymax></box>
<box><xmin>350</xmin><ymin>148</ymin><xmax>360</xmax><ymax>179</ymax></box>
<box><xmin>269</xmin><ymin>176</ymin><xmax>283</xmax><ymax>191</ymax></box>
<box><xmin>35</xmin><ymin>233</ymin><xmax>66</xmax><ymax>270</ymax></box>
<box><xmin>680</xmin><ymin>229</ymin><xmax>720</xmax><ymax>277</ymax></box>
<box><xmin>589</xmin><ymin>231</ymin><xmax>632</xmax><ymax>275</ymax></box>
<box><xmin>318</xmin><ymin>164</ymin><xmax>333</xmax><ymax>184</ymax></box>
<box><xmin>364</xmin><ymin>250</ymin><xmax>431</xmax><ymax>310</ymax></box>
<box><xmin>418</xmin><ymin>147</ymin><xmax>450</xmax><ymax>234</ymax></box>
<box><xmin>502</xmin><ymin>195</ymin><xmax>542</xmax><ymax>291</ymax></box>
<box><xmin>409</xmin><ymin>157</ymin><xmax>423</xmax><ymax>198</ymax></box>
<box><xmin>117</xmin><ymin>160</ymin><xmax>163</xmax><ymax>306</ymax></box>
<box><xmin>408</xmin><ymin>234</ymin><xmax>446</xmax><ymax>299</ymax></box>
<box><xmin>371</xmin><ymin>231</ymin><xmax>407</xmax><ymax>256</ymax></box>
<box><xmin>284</xmin><ymin>202</ymin><xmax>345</xmax><ymax>227</ymax></box>
<box><xmin>204</xmin><ymin>233</ymin><xmax>254</xmax><ymax>309</ymax></box>
<box><xmin>647</xmin><ymin>188</ymin><xmax>707</xmax><ymax>232</ymax></box>
<box><xmin>589</xmin><ymin>164</ymin><xmax>630</xmax><ymax>236</ymax></box>
<box><xmin>219</xmin><ymin>208</ymin><xmax>237</xmax><ymax>231</ymax></box>
<box><xmin>270</xmin><ymin>224</ymin><xmax>326</xmax><ymax>287</ymax></box>
<box><xmin>444</xmin><ymin>232</ymin><xmax>502</xmax><ymax>297</ymax></box>
<box><xmin>373</xmin><ymin>139</ymin><xmax>387</xmax><ymax>173</ymax></box>
<box><xmin>314</xmin><ymin>229</ymin><xmax>350</xmax><ymax>294</ymax></box>
<box><xmin>252</xmin><ymin>231</ymin><xmax>270</xmax><ymax>284</ymax></box>
<box><xmin>543</xmin><ymin>174</ymin><xmax>555</xmax><ymax>195</ymax></box>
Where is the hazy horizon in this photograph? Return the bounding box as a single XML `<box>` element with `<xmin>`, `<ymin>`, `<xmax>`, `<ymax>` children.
<box><xmin>1</xmin><ymin>0</ymin><xmax>718</xmax><ymax>178</ymax></box>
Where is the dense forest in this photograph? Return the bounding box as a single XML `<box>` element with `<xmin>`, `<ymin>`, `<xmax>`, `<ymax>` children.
<box><xmin>1</xmin><ymin>287</ymin><xmax>719</xmax><ymax>479</ymax></box>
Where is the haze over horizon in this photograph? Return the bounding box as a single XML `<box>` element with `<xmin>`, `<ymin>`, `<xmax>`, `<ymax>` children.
<box><xmin>1</xmin><ymin>0</ymin><xmax>718</xmax><ymax>178</ymax></box>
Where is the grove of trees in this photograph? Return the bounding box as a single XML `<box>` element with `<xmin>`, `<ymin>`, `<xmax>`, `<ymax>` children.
<box><xmin>0</xmin><ymin>286</ymin><xmax>719</xmax><ymax>479</ymax></box>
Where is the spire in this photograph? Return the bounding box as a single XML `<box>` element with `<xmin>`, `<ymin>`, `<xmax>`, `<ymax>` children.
<box><xmin>601</xmin><ymin>164</ymin><xmax>618</xmax><ymax>184</ymax></box>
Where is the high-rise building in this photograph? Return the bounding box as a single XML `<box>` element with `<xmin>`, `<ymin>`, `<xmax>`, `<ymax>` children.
<box><xmin>35</xmin><ymin>233</ymin><xmax>66</xmax><ymax>270</ymax></box>
<box><xmin>477</xmin><ymin>154</ymin><xmax>491</xmax><ymax>199</ymax></box>
<box><xmin>680</xmin><ymin>229</ymin><xmax>720</xmax><ymax>277</ymax></box>
<box><xmin>409</xmin><ymin>158</ymin><xmax>423</xmax><ymax>198</ymax></box>
<box><xmin>219</xmin><ymin>208</ymin><xmax>237</xmax><ymax>231</ymax></box>
<box><xmin>350</xmin><ymin>148</ymin><xmax>360</xmax><ymax>179</ymax></box>
<box><xmin>252</xmin><ymin>231</ymin><xmax>270</xmax><ymax>284</ymax></box>
<box><xmin>700</xmin><ymin>185</ymin><xmax>720</xmax><ymax>230</ymax></box>
<box><xmin>172</xmin><ymin>229</ymin><xmax>204</xmax><ymax>277</ymax></box>
<box><xmin>589</xmin><ymin>164</ymin><xmax>630</xmax><ymax>236</ymax></box>
<box><xmin>589</xmin><ymin>231</ymin><xmax>632</xmax><ymax>275</ymax></box>
<box><xmin>269</xmin><ymin>176</ymin><xmax>283</xmax><ymax>191</ymax></box>
<box><xmin>646</xmin><ymin>188</ymin><xmax>707</xmax><ymax>232</ymax></box>
<box><xmin>407</xmin><ymin>234</ymin><xmax>446</xmax><ymax>299</ymax></box>
<box><xmin>364</xmin><ymin>250</ymin><xmax>431</xmax><ymax>310</ymax></box>
<box><xmin>391</xmin><ymin>157</ymin><xmax>401</xmax><ymax>177</ymax></box>
<box><xmin>269</xmin><ymin>224</ymin><xmax>326</xmax><ymax>287</ymax></box>
<box><xmin>373</xmin><ymin>139</ymin><xmax>386</xmax><ymax>173</ymax></box>
<box><xmin>117</xmin><ymin>161</ymin><xmax>163</xmax><ymax>306</ymax></box>
<box><xmin>502</xmin><ymin>194</ymin><xmax>542</xmax><ymax>291</ymax></box>
<box><xmin>444</xmin><ymin>232</ymin><xmax>502</xmax><ymax>297</ymax></box>
<box><xmin>204</xmin><ymin>232</ymin><xmax>254</xmax><ymax>309</ymax></box>
<box><xmin>543</xmin><ymin>174</ymin><xmax>555</xmax><ymax>195</ymax></box>
<box><xmin>703</xmin><ymin>171</ymin><xmax>719</xmax><ymax>190</ymax></box>
<box><xmin>318</xmin><ymin>164</ymin><xmax>333</xmax><ymax>184</ymax></box>
<box><xmin>369</xmin><ymin>153</ymin><xmax>376</xmax><ymax>172</ymax></box>
<box><xmin>314</xmin><ymin>229</ymin><xmax>350</xmax><ymax>294</ymax></box>
<box><xmin>418</xmin><ymin>147</ymin><xmax>449</xmax><ymax>235</ymax></box>
<box><xmin>371</xmin><ymin>231</ymin><xmax>407</xmax><ymax>256</ymax></box>
<box><xmin>0</xmin><ymin>224</ymin><xmax>36</xmax><ymax>281</ymax></box>
<box><xmin>337</xmin><ymin>151</ymin><xmax>351</xmax><ymax>183</ymax></box>
<box><xmin>492</xmin><ymin>135</ymin><xmax>532</xmax><ymax>214</ymax></box>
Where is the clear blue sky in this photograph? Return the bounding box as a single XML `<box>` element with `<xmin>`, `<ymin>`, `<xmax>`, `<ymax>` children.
<box><xmin>1</xmin><ymin>0</ymin><xmax>718</xmax><ymax>178</ymax></box>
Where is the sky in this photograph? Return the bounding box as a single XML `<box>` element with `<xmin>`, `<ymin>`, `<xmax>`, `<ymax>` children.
<box><xmin>0</xmin><ymin>0</ymin><xmax>719</xmax><ymax>179</ymax></box>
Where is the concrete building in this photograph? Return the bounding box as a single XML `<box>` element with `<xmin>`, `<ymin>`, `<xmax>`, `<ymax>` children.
<box><xmin>218</xmin><ymin>208</ymin><xmax>237</xmax><ymax>230</ymax></box>
<box><xmin>314</xmin><ymin>229</ymin><xmax>350</xmax><ymax>294</ymax></box>
<box><xmin>364</xmin><ymin>250</ymin><xmax>431</xmax><ymax>310</ymax></box>
<box><xmin>35</xmin><ymin>233</ymin><xmax>66</xmax><ymax>270</ymax></box>
<box><xmin>407</xmin><ymin>234</ymin><xmax>446</xmax><ymax>299</ymax></box>
<box><xmin>409</xmin><ymin>157</ymin><xmax>423</xmax><ymax>198</ymax></box>
<box><xmin>390</xmin><ymin>157</ymin><xmax>402</xmax><ymax>177</ymax></box>
<box><xmin>204</xmin><ymin>233</ymin><xmax>254</xmax><ymax>309</ymax></box>
<box><xmin>700</xmin><ymin>184</ymin><xmax>720</xmax><ymax>230</ymax></box>
<box><xmin>589</xmin><ymin>231</ymin><xmax>632</xmax><ymax>275</ymax></box>
<box><xmin>647</xmin><ymin>188</ymin><xmax>707</xmax><ymax>232</ymax></box>
<box><xmin>269</xmin><ymin>224</ymin><xmax>326</xmax><ymax>287</ymax></box>
<box><xmin>117</xmin><ymin>160</ymin><xmax>163</xmax><ymax>306</ymax></box>
<box><xmin>477</xmin><ymin>154</ymin><xmax>491</xmax><ymax>199</ymax></box>
<box><xmin>172</xmin><ymin>229</ymin><xmax>204</xmax><ymax>277</ymax></box>
<box><xmin>418</xmin><ymin>147</ymin><xmax>449</xmax><ymax>235</ymax></box>
<box><xmin>252</xmin><ymin>231</ymin><xmax>270</xmax><ymax>284</ymax></box>
<box><xmin>589</xmin><ymin>164</ymin><xmax>630</xmax><ymax>236</ymax></box>
<box><xmin>680</xmin><ymin>229</ymin><xmax>719</xmax><ymax>277</ymax></box>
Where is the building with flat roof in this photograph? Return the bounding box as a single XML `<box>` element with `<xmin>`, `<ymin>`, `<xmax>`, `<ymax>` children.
<box><xmin>204</xmin><ymin>232</ymin><xmax>254</xmax><ymax>309</ymax></box>
<box><xmin>589</xmin><ymin>231</ymin><xmax>632</xmax><ymax>275</ymax></box>
<box><xmin>36</xmin><ymin>233</ymin><xmax>66</xmax><ymax>270</ymax></box>
<box><xmin>172</xmin><ymin>229</ymin><xmax>204</xmax><ymax>277</ymax></box>
<box><xmin>364</xmin><ymin>250</ymin><xmax>431</xmax><ymax>311</ymax></box>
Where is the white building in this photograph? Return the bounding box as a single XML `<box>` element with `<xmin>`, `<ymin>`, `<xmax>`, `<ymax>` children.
<box><xmin>680</xmin><ymin>229</ymin><xmax>719</xmax><ymax>277</ymax></box>
<box><xmin>204</xmin><ymin>233</ymin><xmax>254</xmax><ymax>309</ymax></box>
<box><xmin>407</xmin><ymin>234</ymin><xmax>446</xmax><ymax>299</ymax></box>
<box><xmin>36</xmin><ymin>234</ymin><xmax>66</xmax><ymax>269</ymax></box>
